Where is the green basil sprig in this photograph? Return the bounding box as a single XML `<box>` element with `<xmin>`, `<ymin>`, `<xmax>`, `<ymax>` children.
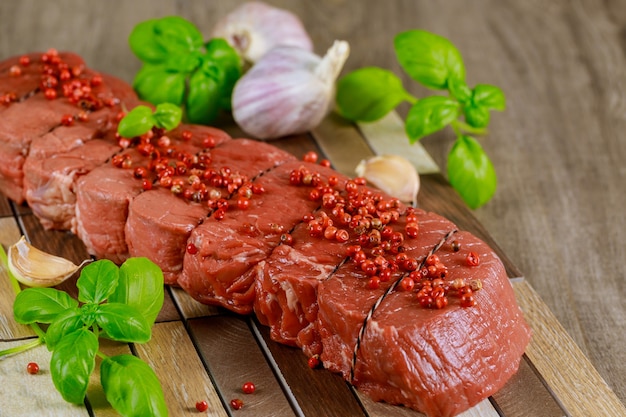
<box><xmin>129</xmin><ymin>16</ymin><xmax>242</xmax><ymax>125</ymax></box>
<box><xmin>336</xmin><ymin>30</ymin><xmax>505</xmax><ymax>209</ymax></box>
<box><xmin>12</xmin><ymin>258</ymin><xmax>167</xmax><ymax>417</ymax></box>
<box><xmin>117</xmin><ymin>103</ymin><xmax>183</xmax><ymax>138</ymax></box>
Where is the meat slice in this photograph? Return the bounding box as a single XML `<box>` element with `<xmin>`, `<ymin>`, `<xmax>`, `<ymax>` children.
<box><xmin>74</xmin><ymin>127</ymin><xmax>231</xmax><ymax>263</ymax></box>
<box><xmin>125</xmin><ymin>139</ymin><xmax>296</xmax><ymax>285</ymax></box>
<box><xmin>0</xmin><ymin>65</ymin><xmax>129</xmax><ymax>204</ymax></box>
<box><xmin>179</xmin><ymin>161</ymin><xmax>341</xmax><ymax>314</ymax></box>
<box><xmin>0</xmin><ymin>52</ymin><xmax>85</xmax><ymax>100</ymax></box>
<box><xmin>254</xmin><ymin>206</ymin><xmax>454</xmax><ymax>357</ymax></box>
<box><xmin>316</xmin><ymin>230</ymin><xmax>531</xmax><ymax>417</ymax></box>
<box><xmin>23</xmin><ymin>75</ymin><xmax>139</xmax><ymax>229</ymax></box>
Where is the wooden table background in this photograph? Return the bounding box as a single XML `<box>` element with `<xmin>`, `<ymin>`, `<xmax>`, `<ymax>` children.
<box><xmin>0</xmin><ymin>0</ymin><xmax>624</xmax><ymax>414</ymax></box>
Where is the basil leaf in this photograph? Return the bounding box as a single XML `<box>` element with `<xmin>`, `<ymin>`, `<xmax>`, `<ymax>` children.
<box><xmin>45</xmin><ymin>307</ymin><xmax>84</xmax><ymax>350</ymax></box>
<box><xmin>405</xmin><ymin>96</ymin><xmax>460</xmax><ymax>143</ymax></box>
<box><xmin>162</xmin><ymin>51</ymin><xmax>201</xmax><ymax>74</ymax></box>
<box><xmin>118</xmin><ymin>105</ymin><xmax>155</xmax><ymax>138</ymax></box>
<box><xmin>153</xmin><ymin>103</ymin><xmax>183</xmax><ymax>131</ymax></box>
<box><xmin>447</xmin><ymin>135</ymin><xmax>497</xmax><ymax>209</ymax></box>
<box><xmin>154</xmin><ymin>16</ymin><xmax>204</xmax><ymax>55</ymax></box>
<box><xmin>464</xmin><ymin>104</ymin><xmax>491</xmax><ymax>128</ymax></box>
<box><xmin>101</xmin><ymin>354</ymin><xmax>168</xmax><ymax>417</ymax></box>
<box><xmin>336</xmin><ymin>67</ymin><xmax>411</xmax><ymax>122</ymax></box>
<box><xmin>448</xmin><ymin>76</ymin><xmax>472</xmax><ymax>103</ymax></box>
<box><xmin>50</xmin><ymin>328</ymin><xmax>98</xmax><ymax>404</ymax></box>
<box><xmin>129</xmin><ymin>19</ymin><xmax>167</xmax><ymax>64</ymax></box>
<box><xmin>133</xmin><ymin>65</ymin><xmax>186</xmax><ymax>106</ymax></box>
<box><xmin>108</xmin><ymin>257</ymin><xmax>164</xmax><ymax>326</ymax></box>
<box><xmin>394</xmin><ymin>30</ymin><xmax>466</xmax><ymax>90</ymax></box>
<box><xmin>472</xmin><ymin>84</ymin><xmax>506</xmax><ymax>111</ymax></box>
<box><xmin>76</xmin><ymin>259</ymin><xmax>119</xmax><ymax>304</ymax></box>
<box><xmin>186</xmin><ymin>66</ymin><xmax>222</xmax><ymax>124</ymax></box>
<box><xmin>13</xmin><ymin>288</ymin><xmax>77</xmax><ymax>324</ymax></box>
<box><xmin>204</xmin><ymin>38</ymin><xmax>242</xmax><ymax>110</ymax></box>
<box><xmin>96</xmin><ymin>303</ymin><xmax>151</xmax><ymax>343</ymax></box>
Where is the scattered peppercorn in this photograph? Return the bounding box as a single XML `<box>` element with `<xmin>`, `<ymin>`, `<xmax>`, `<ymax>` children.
<box><xmin>195</xmin><ymin>400</ymin><xmax>209</xmax><ymax>412</ymax></box>
<box><xmin>242</xmin><ymin>381</ymin><xmax>256</xmax><ymax>394</ymax></box>
<box><xmin>26</xmin><ymin>362</ymin><xmax>39</xmax><ymax>375</ymax></box>
<box><xmin>230</xmin><ymin>398</ymin><xmax>244</xmax><ymax>410</ymax></box>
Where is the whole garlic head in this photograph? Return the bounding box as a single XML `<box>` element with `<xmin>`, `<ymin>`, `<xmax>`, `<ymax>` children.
<box><xmin>232</xmin><ymin>40</ymin><xmax>350</xmax><ymax>140</ymax></box>
<box><xmin>356</xmin><ymin>155</ymin><xmax>420</xmax><ymax>206</ymax></box>
<box><xmin>212</xmin><ymin>1</ymin><xmax>313</xmax><ymax>63</ymax></box>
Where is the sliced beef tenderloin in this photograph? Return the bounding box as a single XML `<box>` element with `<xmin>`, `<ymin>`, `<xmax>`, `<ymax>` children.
<box><xmin>0</xmin><ymin>52</ymin><xmax>85</xmax><ymax>102</ymax></box>
<box><xmin>254</xmin><ymin>205</ymin><xmax>455</xmax><ymax>357</ymax></box>
<box><xmin>316</xmin><ymin>230</ymin><xmax>531</xmax><ymax>417</ymax></box>
<box><xmin>125</xmin><ymin>139</ymin><xmax>295</xmax><ymax>285</ymax></box>
<box><xmin>23</xmin><ymin>75</ymin><xmax>139</xmax><ymax>229</ymax></box>
<box><xmin>179</xmin><ymin>161</ymin><xmax>341</xmax><ymax>314</ymax></box>
<box><xmin>74</xmin><ymin>127</ymin><xmax>231</xmax><ymax>263</ymax></box>
<box><xmin>0</xmin><ymin>65</ymin><xmax>130</xmax><ymax>204</ymax></box>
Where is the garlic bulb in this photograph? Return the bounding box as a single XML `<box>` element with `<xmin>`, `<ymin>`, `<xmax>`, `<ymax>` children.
<box><xmin>212</xmin><ymin>1</ymin><xmax>313</xmax><ymax>63</ymax></box>
<box><xmin>232</xmin><ymin>40</ymin><xmax>350</xmax><ymax>140</ymax></box>
<box><xmin>355</xmin><ymin>155</ymin><xmax>421</xmax><ymax>206</ymax></box>
<box><xmin>8</xmin><ymin>236</ymin><xmax>91</xmax><ymax>287</ymax></box>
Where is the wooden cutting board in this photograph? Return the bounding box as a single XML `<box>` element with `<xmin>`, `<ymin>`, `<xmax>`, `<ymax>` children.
<box><xmin>0</xmin><ymin>112</ymin><xmax>624</xmax><ymax>417</ymax></box>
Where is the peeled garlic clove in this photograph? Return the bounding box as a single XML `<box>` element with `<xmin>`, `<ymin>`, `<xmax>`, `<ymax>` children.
<box><xmin>232</xmin><ymin>40</ymin><xmax>350</xmax><ymax>140</ymax></box>
<box><xmin>212</xmin><ymin>1</ymin><xmax>313</xmax><ymax>63</ymax></box>
<box><xmin>8</xmin><ymin>236</ymin><xmax>91</xmax><ymax>287</ymax></box>
<box><xmin>355</xmin><ymin>155</ymin><xmax>420</xmax><ymax>206</ymax></box>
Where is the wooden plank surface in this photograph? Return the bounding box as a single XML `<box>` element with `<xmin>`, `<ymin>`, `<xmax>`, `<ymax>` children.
<box><xmin>1</xmin><ymin>0</ymin><xmax>625</xmax><ymax>416</ymax></box>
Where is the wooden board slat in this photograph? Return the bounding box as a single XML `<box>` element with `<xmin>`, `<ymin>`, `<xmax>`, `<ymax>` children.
<box><xmin>134</xmin><ymin>321</ymin><xmax>228</xmax><ymax>417</ymax></box>
<box><xmin>188</xmin><ymin>315</ymin><xmax>298</xmax><ymax>417</ymax></box>
<box><xmin>512</xmin><ymin>280</ymin><xmax>626</xmax><ymax>417</ymax></box>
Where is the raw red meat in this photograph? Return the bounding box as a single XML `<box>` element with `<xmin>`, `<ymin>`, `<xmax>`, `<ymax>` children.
<box><xmin>179</xmin><ymin>161</ymin><xmax>341</xmax><ymax>314</ymax></box>
<box><xmin>317</xmin><ymin>230</ymin><xmax>531</xmax><ymax>417</ymax></box>
<box><xmin>23</xmin><ymin>75</ymin><xmax>139</xmax><ymax>229</ymax></box>
<box><xmin>254</xmin><ymin>207</ymin><xmax>455</xmax><ymax>357</ymax></box>
<box><xmin>125</xmin><ymin>139</ymin><xmax>296</xmax><ymax>285</ymax></box>
<box><xmin>74</xmin><ymin>126</ymin><xmax>231</xmax><ymax>263</ymax></box>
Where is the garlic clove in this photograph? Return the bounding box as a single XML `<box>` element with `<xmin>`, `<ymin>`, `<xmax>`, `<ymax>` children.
<box><xmin>232</xmin><ymin>40</ymin><xmax>350</xmax><ymax>140</ymax></box>
<box><xmin>212</xmin><ymin>1</ymin><xmax>313</xmax><ymax>63</ymax></box>
<box><xmin>355</xmin><ymin>154</ymin><xmax>421</xmax><ymax>206</ymax></box>
<box><xmin>7</xmin><ymin>236</ymin><xmax>91</xmax><ymax>287</ymax></box>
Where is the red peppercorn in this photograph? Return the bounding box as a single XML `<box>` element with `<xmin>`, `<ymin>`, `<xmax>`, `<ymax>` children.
<box><xmin>368</xmin><ymin>276</ymin><xmax>381</xmax><ymax>289</ymax></box>
<box><xmin>360</xmin><ymin>259</ymin><xmax>377</xmax><ymax>276</ymax></box>
<box><xmin>460</xmin><ymin>294</ymin><xmax>476</xmax><ymax>308</ymax></box>
<box><xmin>195</xmin><ymin>400</ymin><xmax>209</xmax><ymax>412</ymax></box>
<box><xmin>19</xmin><ymin>55</ymin><xmax>30</xmax><ymax>66</ymax></box>
<box><xmin>203</xmin><ymin>136</ymin><xmax>216</xmax><ymax>148</ymax></box>
<box><xmin>182</xmin><ymin>130</ymin><xmax>193</xmax><ymax>141</ymax></box>
<box><xmin>90</xmin><ymin>74</ymin><xmax>103</xmax><ymax>86</ymax></box>
<box><xmin>308</xmin><ymin>355</ymin><xmax>321</xmax><ymax>369</ymax></box>
<box><xmin>186</xmin><ymin>242</ymin><xmax>198</xmax><ymax>255</ymax></box>
<box><xmin>214</xmin><ymin>208</ymin><xmax>226</xmax><ymax>220</ymax></box>
<box><xmin>60</xmin><ymin>114</ymin><xmax>74</xmax><ymax>126</ymax></box>
<box><xmin>9</xmin><ymin>65</ymin><xmax>21</xmax><ymax>77</ymax></box>
<box><xmin>451</xmin><ymin>240</ymin><xmax>461</xmax><ymax>252</ymax></box>
<box><xmin>405</xmin><ymin>222</ymin><xmax>419</xmax><ymax>238</ymax></box>
<box><xmin>303</xmin><ymin>151</ymin><xmax>318</xmax><ymax>163</ymax></box>
<box><xmin>142</xmin><ymin>179</ymin><xmax>153</xmax><ymax>191</ymax></box>
<box><xmin>319</xmin><ymin>159</ymin><xmax>331</xmax><ymax>167</ymax></box>
<box><xmin>242</xmin><ymin>382</ymin><xmax>256</xmax><ymax>394</ymax></box>
<box><xmin>237</xmin><ymin>197</ymin><xmax>250</xmax><ymax>210</ymax></box>
<box><xmin>280</xmin><ymin>233</ymin><xmax>293</xmax><ymax>245</ymax></box>
<box><xmin>230</xmin><ymin>399</ymin><xmax>244</xmax><ymax>410</ymax></box>
<box><xmin>466</xmin><ymin>252</ymin><xmax>480</xmax><ymax>266</ymax></box>
<box><xmin>399</xmin><ymin>277</ymin><xmax>415</xmax><ymax>292</ymax></box>
<box><xmin>335</xmin><ymin>229</ymin><xmax>349</xmax><ymax>243</ymax></box>
<box><xmin>26</xmin><ymin>362</ymin><xmax>39</xmax><ymax>374</ymax></box>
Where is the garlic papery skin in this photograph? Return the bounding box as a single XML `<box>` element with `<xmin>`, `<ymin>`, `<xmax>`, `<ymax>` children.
<box><xmin>232</xmin><ymin>40</ymin><xmax>350</xmax><ymax>140</ymax></box>
<box><xmin>355</xmin><ymin>155</ymin><xmax>421</xmax><ymax>206</ymax></box>
<box><xmin>212</xmin><ymin>1</ymin><xmax>313</xmax><ymax>64</ymax></box>
<box><xmin>8</xmin><ymin>236</ymin><xmax>91</xmax><ymax>287</ymax></box>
